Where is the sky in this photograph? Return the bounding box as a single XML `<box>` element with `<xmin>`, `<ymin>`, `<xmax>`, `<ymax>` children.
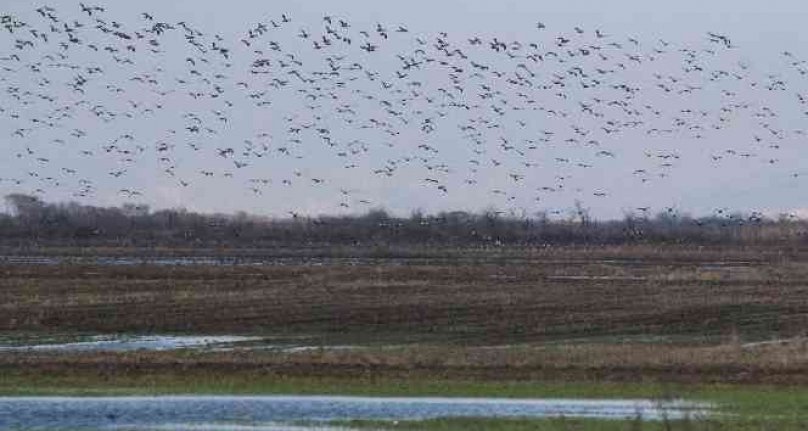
<box><xmin>2</xmin><ymin>0</ymin><xmax>808</xmax><ymax>219</ymax></box>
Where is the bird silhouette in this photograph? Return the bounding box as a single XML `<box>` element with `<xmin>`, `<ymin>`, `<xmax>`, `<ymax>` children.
<box><xmin>0</xmin><ymin>4</ymin><xmax>804</xmax><ymax>219</ymax></box>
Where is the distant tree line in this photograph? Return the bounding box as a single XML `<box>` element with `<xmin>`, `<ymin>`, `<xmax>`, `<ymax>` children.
<box><xmin>1</xmin><ymin>194</ymin><xmax>807</xmax><ymax>247</ymax></box>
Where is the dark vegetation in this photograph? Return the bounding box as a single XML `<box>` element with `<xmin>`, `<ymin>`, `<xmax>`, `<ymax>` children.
<box><xmin>2</xmin><ymin>194</ymin><xmax>807</xmax><ymax>247</ymax></box>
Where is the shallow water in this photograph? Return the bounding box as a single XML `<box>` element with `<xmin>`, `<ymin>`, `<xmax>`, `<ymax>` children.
<box><xmin>0</xmin><ymin>335</ymin><xmax>264</xmax><ymax>352</ymax></box>
<box><xmin>0</xmin><ymin>334</ymin><xmax>370</xmax><ymax>354</ymax></box>
<box><xmin>0</xmin><ymin>395</ymin><xmax>712</xmax><ymax>430</ymax></box>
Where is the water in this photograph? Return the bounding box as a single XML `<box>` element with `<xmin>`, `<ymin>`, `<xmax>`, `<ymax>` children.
<box><xmin>0</xmin><ymin>395</ymin><xmax>712</xmax><ymax>430</ymax></box>
<box><xmin>0</xmin><ymin>335</ymin><xmax>264</xmax><ymax>352</ymax></box>
<box><xmin>0</xmin><ymin>334</ymin><xmax>371</xmax><ymax>354</ymax></box>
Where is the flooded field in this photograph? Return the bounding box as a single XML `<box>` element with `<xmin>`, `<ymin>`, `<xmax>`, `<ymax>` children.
<box><xmin>2</xmin><ymin>250</ymin><xmax>802</xmax><ymax>348</ymax></box>
<box><xmin>0</xmin><ymin>395</ymin><xmax>712</xmax><ymax>430</ymax></box>
<box><xmin>0</xmin><ymin>335</ymin><xmax>265</xmax><ymax>353</ymax></box>
<box><xmin>0</xmin><ymin>334</ymin><xmax>370</xmax><ymax>354</ymax></box>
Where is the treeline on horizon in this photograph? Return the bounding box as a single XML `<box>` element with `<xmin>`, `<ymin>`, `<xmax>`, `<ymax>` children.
<box><xmin>1</xmin><ymin>194</ymin><xmax>806</xmax><ymax>247</ymax></box>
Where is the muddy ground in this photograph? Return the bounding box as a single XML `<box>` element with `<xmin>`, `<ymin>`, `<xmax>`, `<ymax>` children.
<box><xmin>3</xmin><ymin>244</ymin><xmax>808</xmax><ymax>385</ymax></box>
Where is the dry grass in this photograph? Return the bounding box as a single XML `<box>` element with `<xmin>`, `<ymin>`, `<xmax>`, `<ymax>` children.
<box><xmin>4</xmin><ymin>340</ymin><xmax>808</xmax><ymax>384</ymax></box>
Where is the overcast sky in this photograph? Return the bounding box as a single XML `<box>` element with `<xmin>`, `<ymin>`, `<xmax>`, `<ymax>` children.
<box><xmin>2</xmin><ymin>1</ymin><xmax>808</xmax><ymax>219</ymax></box>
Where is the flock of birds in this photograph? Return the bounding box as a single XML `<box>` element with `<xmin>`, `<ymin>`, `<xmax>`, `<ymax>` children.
<box><xmin>1</xmin><ymin>4</ymin><xmax>807</xmax><ymax>218</ymax></box>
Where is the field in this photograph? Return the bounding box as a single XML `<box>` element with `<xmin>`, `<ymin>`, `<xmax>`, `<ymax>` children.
<box><xmin>3</xmin><ymin>243</ymin><xmax>808</xmax><ymax>429</ymax></box>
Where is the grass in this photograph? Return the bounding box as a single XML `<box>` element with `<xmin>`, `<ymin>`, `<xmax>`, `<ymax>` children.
<box><xmin>24</xmin><ymin>418</ymin><xmax>808</xmax><ymax>431</ymax></box>
<box><xmin>331</xmin><ymin>417</ymin><xmax>808</xmax><ymax>431</ymax></box>
<box><xmin>0</xmin><ymin>371</ymin><xmax>680</xmax><ymax>398</ymax></box>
